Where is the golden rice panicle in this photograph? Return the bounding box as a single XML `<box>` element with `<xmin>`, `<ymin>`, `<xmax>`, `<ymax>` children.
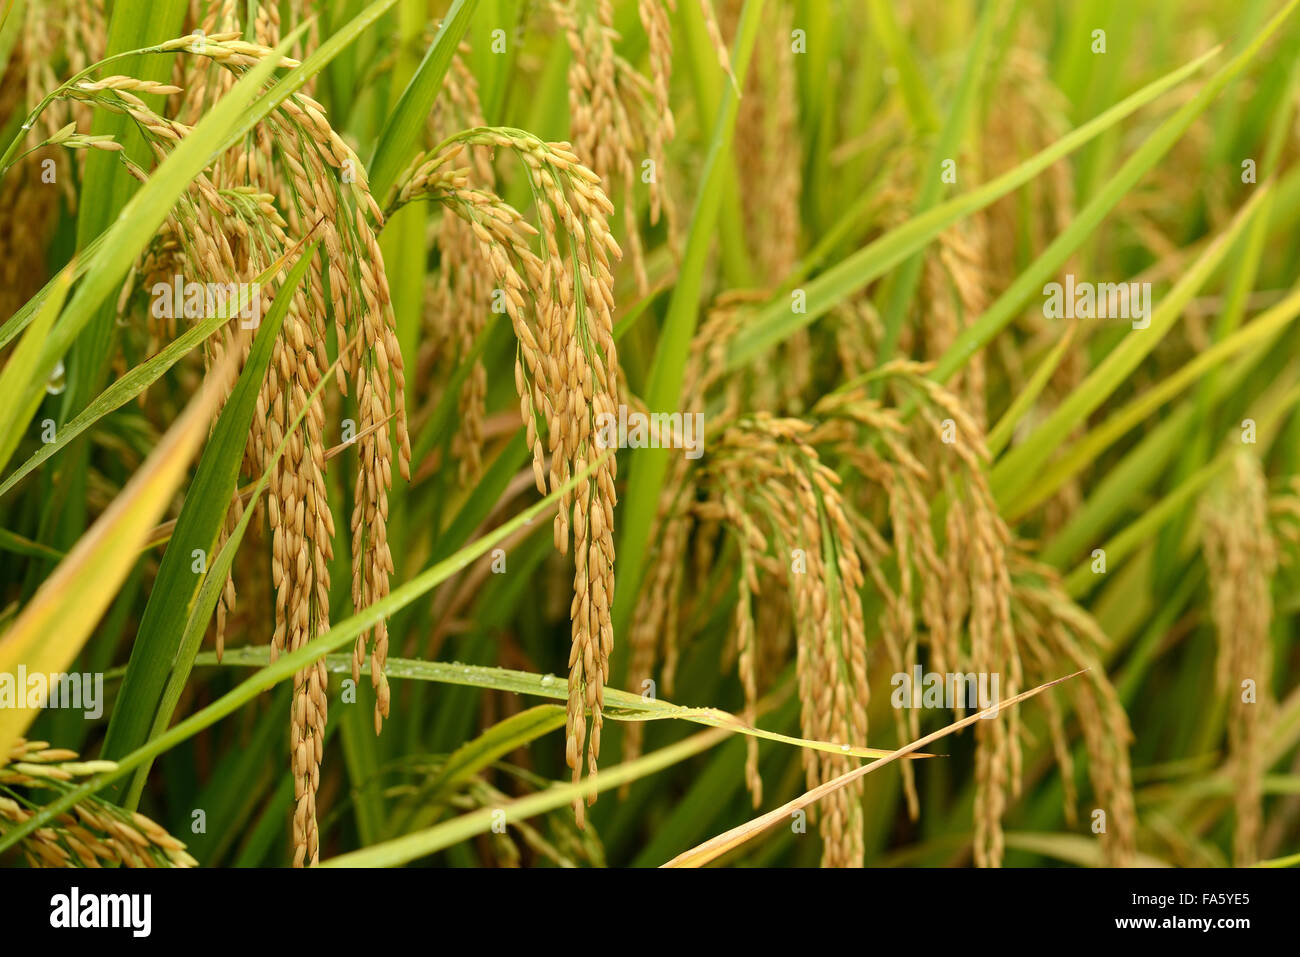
<box><xmin>638</xmin><ymin>0</ymin><xmax>676</xmax><ymax>142</ymax></box>
<box><xmin>915</xmin><ymin>374</ymin><xmax>1024</xmax><ymax>867</ymax></box>
<box><xmin>702</xmin><ymin>416</ymin><xmax>869</xmax><ymax>866</ymax></box>
<box><xmin>349</xmin><ymin>212</ymin><xmax>406</xmax><ymax>737</ymax></box>
<box><xmin>168</xmin><ymin>58</ymin><xmax>334</xmax><ymax>868</ymax></box>
<box><xmin>921</xmin><ymin>224</ymin><xmax>990</xmax><ymax>429</ymax></box>
<box><xmin>0</xmin><ymin>0</ymin><xmax>106</xmax><ymax>317</ymax></box>
<box><xmin>725</xmin><ymin>0</ymin><xmax>808</xmax><ymax>410</ymax></box>
<box><xmin>0</xmin><ymin>796</ymin><xmax>199</xmax><ymax>869</ymax></box>
<box><xmin>1200</xmin><ymin>452</ymin><xmax>1275</xmax><ymax>866</ymax></box>
<box><xmin>265</xmin><ymin>286</ymin><xmax>334</xmax><ymax>869</ymax></box>
<box><xmin>425</xmin><ymin>52</ymin><xmax>497</xmax><ymax>484</ymax></box>
<box><xmin>728</xmin><ymin>0</ymin><xmax>800</xmax><ymax>280</ymax></box>
<box><xmin>389</xmin><ymin>130</ymin><xmax>621</xmax><ymax>818</ymax></box>
<box><xmin>808</xmin><ymin>395</ymin><xmax>938</xmax><ymax>820</ymax></box>
<box><xmin>477</xmin><ymin>132</ymin><xmax>620</xmax><ymax>813</ymax></box>
<box><xmin>265</xmin><ymin>84</ymin><xmax>411</xmax><ymax>742</ymax></box>
<box><xmin>1</xmin><ymin>740</ymin><xmax>198</xmax><ymax>868</ymax></box>
<box><xmin>980</xmin><ymin>38</ymin><xmax>1074</xmax><ymax>284</ymax></box>
<box><xmin>554</xmin><ymin>244</ymin><xmax>620</xmax><ymax>820</ymax></box>
<box><xmin>808</xmin><ymin>364</ymin><xmax>1037</xmax><ymax>865</ymax></box>
<box><xmin>136</xmin><ymin>35</ymin><xmax>411</xmax><ymax>861</ymax></box>
<box><xmin>1013</xmin><ymin>565</ymin><xmax>1136</xmax><ymax>867</ymax></box>
<box><xmin>552</xmin><ymin>0</ymin><xmax>674</xmax><ymax>294</ymax></box>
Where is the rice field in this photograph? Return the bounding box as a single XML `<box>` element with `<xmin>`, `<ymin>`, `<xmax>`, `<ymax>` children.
<box><xmin>1</xmin><ymin>0</ymin><xmax>1299</xmax><ymax>873</ymax></box>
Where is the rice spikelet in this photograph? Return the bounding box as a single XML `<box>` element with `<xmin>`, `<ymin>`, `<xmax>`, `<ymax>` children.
<box><xmin>1200</xmin><ymin>452</ymin><xmax>1275</xmax><ymax>866</ymax></box>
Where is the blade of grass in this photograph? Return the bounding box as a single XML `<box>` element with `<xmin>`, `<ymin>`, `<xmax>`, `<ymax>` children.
<box><xmin>196</xmin><ymin>645</ymin><xmax>922</xmax><ymax>762</ymax></box>
<box><xmin>986</xmin><ymin>322</ymin><xmax>1077</xmax><ymax>457</ymax></box>
<box><xmin>0</xmin><ymin>529</ymin><xmax>64</xmax><ymax>562</ymax></box>
<box><xmin>182</xmin><ymin>687</ymin><xmax>289</xmax><ymax>865</ymax></box>
<box><xmin>0</xmin><ymin>260</ymin><xmax>73</xmax><ymax>475</ymax></box>
<box><xmin>421</xmin><ymin>705</ymin><xmax>567</xmax><ymax>809</ymax></box>
<box><xmin>0</xmin><ymin>345</ymin><xmax>244</xmax><ymax>757</ymax></box>
<box><xmin>678</xmin><ymin>0</ymin><xmax>753</xmax><ymax>287</ymax></box>
<box><xmin>865</xmin><ymin>0</ymin><xmax>939</xmax><ymax>134</ymax></box>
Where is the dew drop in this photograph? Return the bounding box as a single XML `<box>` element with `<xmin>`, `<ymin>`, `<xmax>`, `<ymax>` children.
<box><xmin>46</xmin><ymin>359</ymin><xmax>66</xmax><ymax>395</ymax></box>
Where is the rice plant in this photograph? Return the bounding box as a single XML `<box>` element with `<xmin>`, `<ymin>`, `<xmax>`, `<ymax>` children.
<box><xmin>1</xmin><ymin>0</ymin><xmax>1299</xmax><ymax>872</ymax></box>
